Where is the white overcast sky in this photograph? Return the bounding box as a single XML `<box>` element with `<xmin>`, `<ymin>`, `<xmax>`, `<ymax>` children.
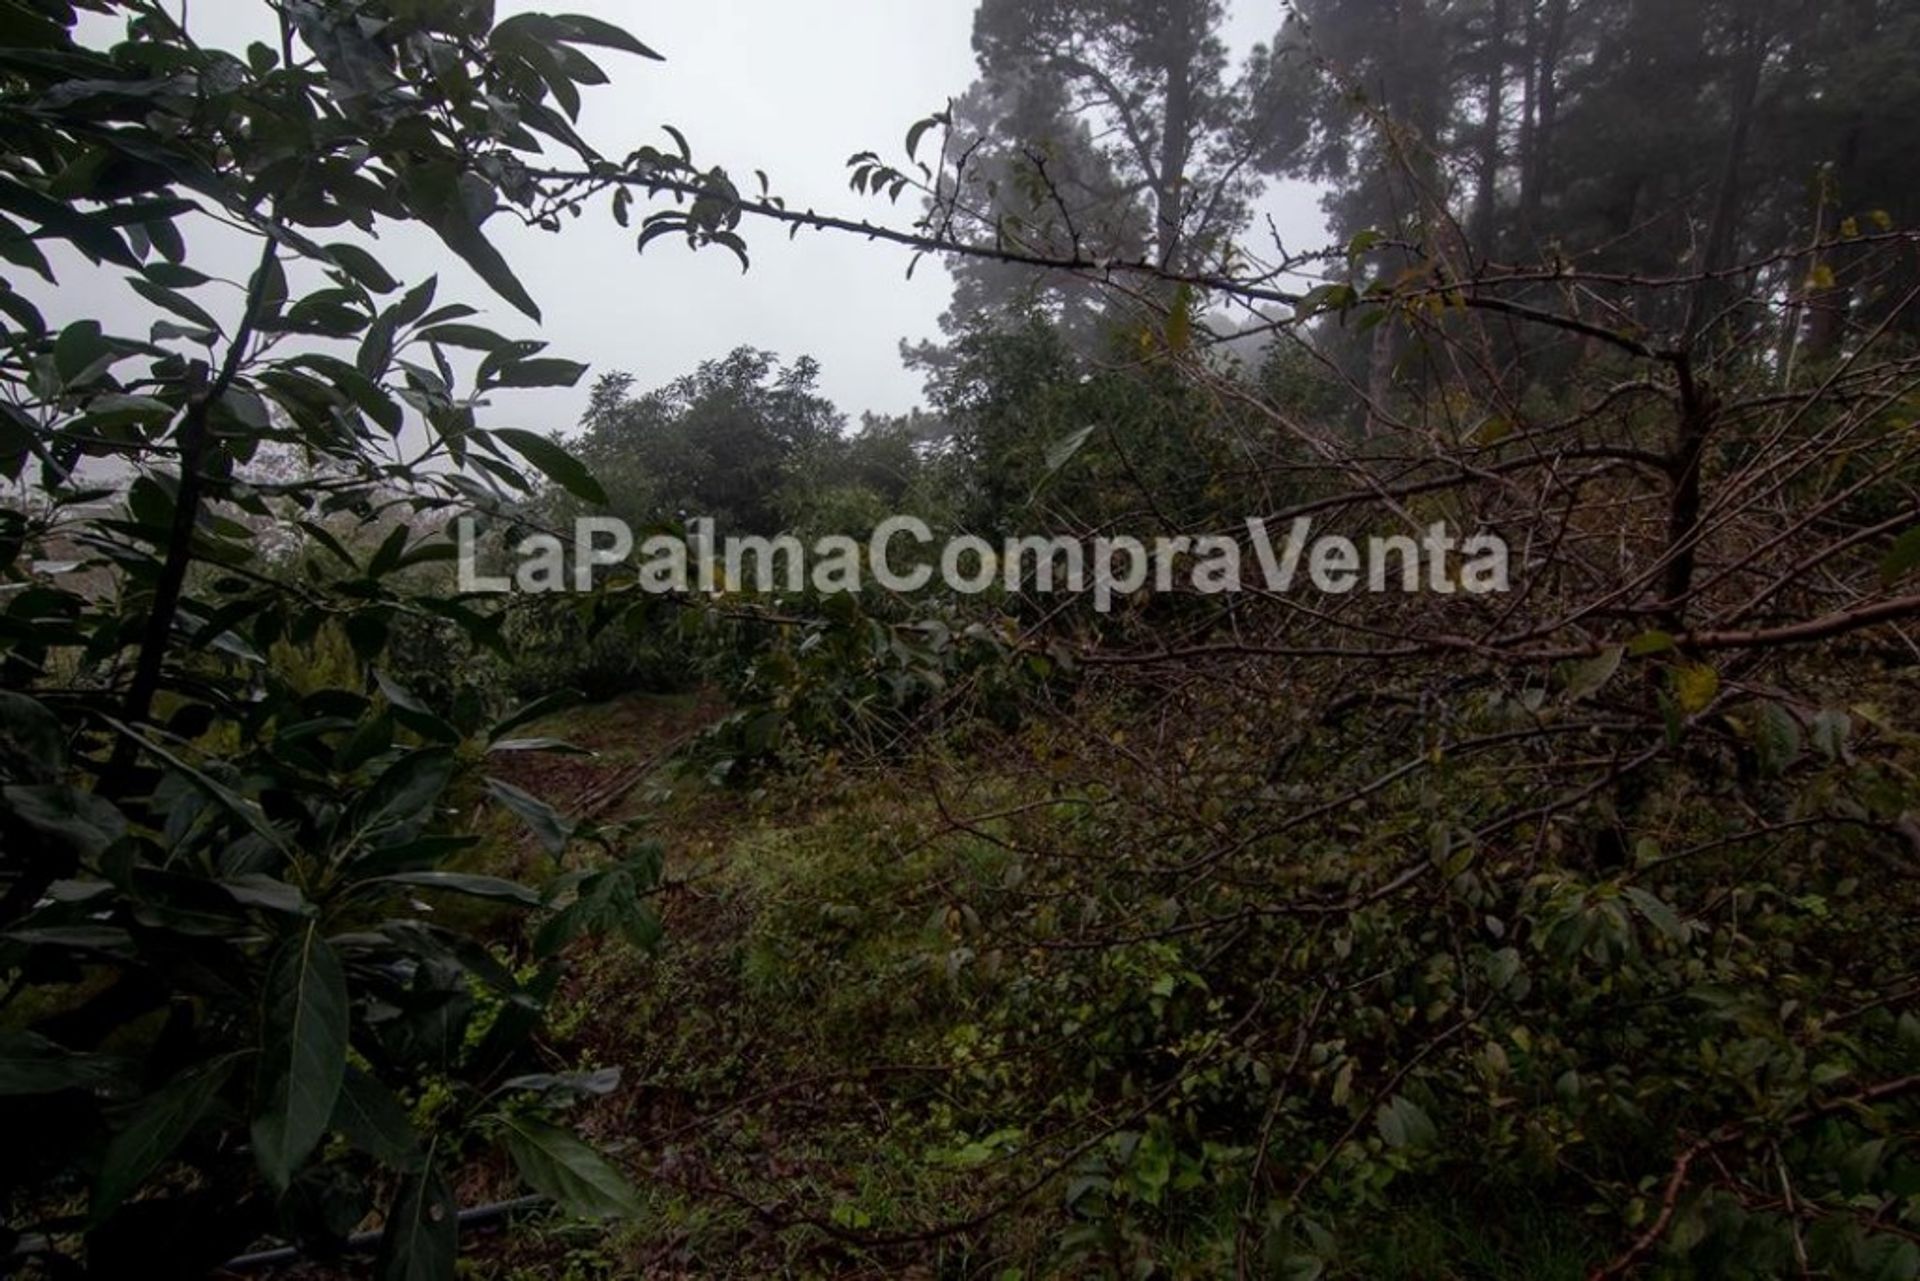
<box><xmin>55</xmin><ymin>0</ymin><xmax>1328</xmax><ymax>436</ymax></box>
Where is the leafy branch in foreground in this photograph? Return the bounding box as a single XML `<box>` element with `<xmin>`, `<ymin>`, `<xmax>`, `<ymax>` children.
<box><xmin>0</xmin><ymin>2</ymin><xmax>720</xmax><ymax>1274</ymax></box>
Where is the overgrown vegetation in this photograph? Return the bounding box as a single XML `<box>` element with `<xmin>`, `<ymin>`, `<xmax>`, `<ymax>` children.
<box><xmin>4</xmin><ymin>0</ymin><xmax>1920</xmax><ymax>1278</ymax></box>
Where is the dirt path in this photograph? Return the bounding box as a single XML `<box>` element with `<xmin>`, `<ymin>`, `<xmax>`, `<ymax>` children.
<box><xmin>485</xmin><ymin>689</ymin><xmax>729</xmax><ymax>824</ymax></box>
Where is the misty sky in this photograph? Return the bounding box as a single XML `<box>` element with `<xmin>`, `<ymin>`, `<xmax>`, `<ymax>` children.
<box><xmin>54</xmin><ymin>0</ymin><xmax>1330</xmax><ymax>438</ymax></box>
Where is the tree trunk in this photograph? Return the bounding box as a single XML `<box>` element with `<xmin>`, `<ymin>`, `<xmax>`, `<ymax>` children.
<box><xmin>1473</xmin><ymin>0</ymin><xmax>1508</xmax><ymax>262</ymax></box>
<box><xmin>1155</xmin><ymin>37</ymin><xmax>1194</xmax><ymax>271</ymax></box>
<box><xmin>1519</xmin><ymin>0</ymin><xmax>1567</xmax><ymax>245</ymax></box>
<box><xmin>1365</xmin><ymin>316</ymin><xmax>1397</xmax><ymax>438</ymax></box>
<box><xmin>1683</xmin><ymin>5</ymin><xmax>1770</xmax><ymax>345</ymax></box>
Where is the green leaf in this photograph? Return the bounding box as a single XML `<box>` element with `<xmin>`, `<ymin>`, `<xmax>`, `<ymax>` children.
<box><xmin>552</xmin><ymin>14</ymin><xmax>663</xmax><ymax>59</ymax></box>
<box><xmin>326</xmin><ymin>242</ymin><xmax>402</xmax><ymax>294</ymax></box>
<box><xmin>906</xmin><ymin>116</ymin><xmax>939</xmax><ymax>163</ymax></box>
<box><xmin>1563</xmin><ymin>646</ymin><xmax>1624</xmax><ymax>703</ymax></box>
<box><xmin>1129</xmin><ymin>1126</ymin><xmax>1172</xmax><ymax>1204</ymax></box>
<box><xmin>535</xmin><ymin>854</ymin><xmax>662</xmax><ymax>956</ymax></box>
<box><xmin>403</xmin><ymin>163</ymin><xmax>541</xmax><ymax>322</ymax></box>
<box><xmin>1375</xmin><ymin>1095</ymin><xmax>1436</xmax><ymax>1150</ymax></box>
<box><xmin>0</xmin><ymin>175</ymin><xmax>137</xmax><ymax>268</ymax></box>
<box><xmin>485</xmin><ymin>358</ymin><xmax>589</xmax><ymax>389</ymax></box>
<box><xmin>362</xmin><ymin>871</ymin><xmax>543</xmax><ymax>908</ymax></box>
<box><xmin>346</xmin><ymin>747</ymin><xmax>456</xmax><ymax>849</ymax></box>
<box><xmin>375</xmin><ymin>1145</ymin><xmax>457</xmax><ymax>1281</ymax></box>
<box><xmin>1881</xmin><ymin>526</ymin><xmax>1920</xmax><ymax>586</ymax></box>
<box><xmin>0</xmin><ymin>213</ymin><xmax>54</xmax><ymax>284</ymax></box>
<box><xmin>359</xmin><ymin>313</ymin><xmax>397</xmax><ymax>380</ymax></box>
<box><xmin>0</xmin><ymin>690</ymin><xmax>64</xmax><ymax>772</ymax></box>
<box><xmin>1623</xmin><ymin>886</ymin><xmax>1688</xmax><ymax>944</ymax></box>
<box><xmin>373</xmin><ymin>670</ymin><xmax>459</xmax><ymax>743</ymax></box>
<box><xmin>251</xmin><ymin>923</ymin><xmax>350</xmax><ymax>1190</ymax></box>
<box><xmin>492</xmin><ymin>429</ymin><xmax>607</xmax><ymax>504</ymax></box>
<box><xmin>484</xmin><ymin>777</ymin><xmax>575</xmax><ymax>855</ymax></box>
<box><xmin>1754</xmin><ymin>702</ymin><xmax>1803</xmax><ymax>777</ymax></box>
<box><xmin>438</xmin><ymin>229</ymin><xmax>532</xmax><ymax>321</ymax></box>
<box><xmin>3</xmin><ymin>925</ymin><xmax>135</xmax><ymax>958</ymax></box>
<box><xmin>142</xmin><ymin>262</ymin><xmax>211</xmax><ymax>289</ymax></box>
<box><xmin>1810</xmin><ymin>707</ymin><xmax>1851</xmax><ymax>761</ymax></box>
<box><xmin>1840</xmin><ymin>1138</ymin><xmax>1889</xmax><ymax>1195</ymax></box>
<box><xmin>54</xmin><ymin>318</ymin><xmax>117</xmax><ymax>384</ymax></box>
<box><xmin>1854</xmin><ymin>1236</ymin><xmax>1920</xmax><ymax>1281</ymax></box>
<box><xmin>0</xmin><ymin>283</ymin><xmax>46</xmax><ymax>336</ymax></box>
<box><xmin>332</xmin><ymin>1067</ymin><xmax>423</xmax><ymax>1172</ymax></box>
<box><xmin>1626</xmin><ymin>630</ymin><xmax>1675</xmax><ymax>657</ymax></box>
<box><xmin>373</xmin><ymin>669</ymin><xmax>432</xmax><ymax>715</ymax></box>
<box><xmin>2</xmin><ymin>783</ymin><xmax>126</xmax><ymax>856</ymax></box>
<box><xmin>417</xmin><ymin>322</ymin><xmax>509</xmax><ymax>352</ymax></box>
<box><xmin>366</xmin><ymin>523</ymin><xmax>410</xmax><ymax>579</ymax></box>
<box><xmin>388</xmin><ymin>277</ymin><xmax>439</xmax><ymax>329</ymax></box>
<box><xmin>1483</xmin><ymin>947</ymin><xmax>1523</xmax><ymax>992</ymax></box>
<box><xmin>500</xmin><ymin>1116</ymin><xmax>641</xmax><ymax>1220</ymax></box>
<box><xmin>1294</xmin><ymin>282</ymin><xmax>1357</xmax><ymax>318</ymax></box>
<box><xmin>128</xmin><ymin>277</ymin><xmax>221</xmax><ymax>335</ymax></box>
<box><xmin>708</xmin><ymin>230</ymin><xmax>750</xmax><ymax>272</ymax></box>
<box><xmin>95</xmin><ymin>1055</ymin><xmax>242</xmax><ymax>1217</ymax></box>
<box><xmin>0</xmin><ymin>1030</ymin><xmax>125</xmax><ymax>1096</ymax></box>
<box><xmin>299</xmin><ymin>520</ymin><xmax>358</xmax><ymax>570</ymax></box>
<box><xmin>636</xmin><ymin>214</ymin><xmax>688</xmax><ymax>256</ymax></box>
<box><xmin>218</xmin><ymin>386</ymin><xmax>272</xmax><ymax>432</ymax></box>
<box><xmin>397</xmin><ymin>540</ymin><xmax>459</xmax><ymax>571</ymax></box>
<box><xmin>218</xmin><ymin>874</ymin><xmax>312</xmax><ymax>916</ymax></box>
<box><xmin>102</xmin><ymin>716</ymin><xmax>295</xmax><ymax>859</ymax></box>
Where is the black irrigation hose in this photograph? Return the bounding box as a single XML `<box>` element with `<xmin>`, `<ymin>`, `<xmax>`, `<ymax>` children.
<box><xmin>217</xmin><ymin>1196</ymin><xmax>550</xmax><ymax>1274</ymax></box>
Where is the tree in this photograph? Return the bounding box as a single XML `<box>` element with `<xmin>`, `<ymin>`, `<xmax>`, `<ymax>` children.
<box><xmin>906</xmin><ymin>75</ymin><xmax>1145</xmax><ymax>362</ymax></box>
<box><xmin>0</xmin><ymin>3</ymin><xmax>719</xmax><ymax>1274</ymax></box>
<box><xmin>512</xmin><ymin>9</ymin><xmax>1920</xmax><ymax>1275</ymax></box>
<box><xmin>971</xmin><ymin>0</ymin><xmax>1287</xmax><ymax>271</ymax></box>
<box><xmin>908</xmin><ymin>0</ymin><xmax>1307</xmax><ymax>358</ymax></box>
<box><xmin>1278</xmin><ymin>0</ymin><xmax>1920</xmax><ymax>353</ymax></box>
<box><xmin>574</xmin><ymin>347</ymin><xmax>842</xmax><ymax>536</ymax></box>
<box><xmin>779</xmin><ymin>409</ymin><xmax>947</xmax><ymax>543</ymax></box>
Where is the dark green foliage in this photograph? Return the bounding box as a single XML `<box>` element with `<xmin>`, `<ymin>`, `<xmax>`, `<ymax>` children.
<box><xmin>0</xmin><ymin>2</ymin><xmax>700</xmax><ymax>1273</ymax></box>
<box><xmin>572</xmin><ymin>349</ymin><xmax>842</xmax><ymax>536</ymax></box>
<box><xmin>500</xmin><ymin>596</ymin><xmax>701</xmax><ymax>704</ymax></box>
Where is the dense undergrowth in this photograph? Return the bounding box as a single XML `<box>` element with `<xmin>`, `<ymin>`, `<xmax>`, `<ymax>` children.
<box><xmin>5</xmin><ymin>2</ymin><xmax>1920</xmax><ymax>1277</ymax></box>
<box><xmin>449</xmin><ymin>664</ymin><xmax>1920</xmax><ymax>1280</ymax></box>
